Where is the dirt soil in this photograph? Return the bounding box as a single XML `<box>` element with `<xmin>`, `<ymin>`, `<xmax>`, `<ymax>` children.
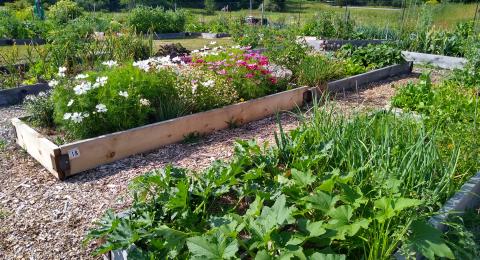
<box><xmin>0</xmin><ymin>68</ymin><xmax>447</xmax><ymax>259</ymax></box>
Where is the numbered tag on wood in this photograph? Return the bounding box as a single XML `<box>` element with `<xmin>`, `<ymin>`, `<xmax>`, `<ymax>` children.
<box><xmin>68</xmin><ymin>148</ymin><xmax>80</xmax><ymax>159</ymax></box>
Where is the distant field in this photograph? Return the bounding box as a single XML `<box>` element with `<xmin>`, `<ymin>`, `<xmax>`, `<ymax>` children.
<box><xmin>154</xmin><ymin>37</ymin><xmax>233</xmax><ymax>51</ymax></box>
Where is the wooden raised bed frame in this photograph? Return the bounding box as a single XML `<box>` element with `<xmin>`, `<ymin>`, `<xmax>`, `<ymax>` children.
<box><xmin>12</xmin><ymin>62</ymin><xmax>413</xmax><ymax>180</ymax></box>
<box><xmin>12</xmin><ymin>86</ymin><xmax>311</xmax><ymax>180</ymax></box>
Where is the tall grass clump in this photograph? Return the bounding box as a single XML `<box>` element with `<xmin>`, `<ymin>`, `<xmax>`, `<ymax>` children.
<box><xmin>86</xmin><ymin>101</ymin><xmax>459</xmax><ymax>259</ymax></box>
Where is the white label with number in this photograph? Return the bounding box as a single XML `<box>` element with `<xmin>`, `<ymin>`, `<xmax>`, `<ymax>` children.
<box><xmin>68</xmin><ymin>148</ymin><xmax>80</xmax><ymax>159</ymax></box>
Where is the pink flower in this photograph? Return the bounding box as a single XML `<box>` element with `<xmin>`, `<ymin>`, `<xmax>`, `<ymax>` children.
<box><xmin>196</xmin><ymin>59</ymin><xmax>205</xmax><ymax>63</ymax></box>
<box><xmin>236</xmin><ymin>60</ymin><xmax>247</xmax><ymax>66</ymax></box>
<box><xmin>260</xmin><ymin>69</ymin><xmax>271</xmax><ymax>75</ymax></box>
<box><xmin>269</xmin><ymin>77</ymin><xmax>277</xmax><ymax>84</ymax></box>
<box><xmin>246</xmin><ymin>64</ymin><xmax>258</xmax><ymax>70</ymax></box>
<box><xmin>217</xmin><ymin>69</ymin><xmax>227</xmax><ymax>75</ymax></box>
<box><xmin>245</xmin><ymin>73</ymin><xmax>254</xmax><ymax>79</ymax></box>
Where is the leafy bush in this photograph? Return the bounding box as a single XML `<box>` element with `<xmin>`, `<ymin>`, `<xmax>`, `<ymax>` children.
<box><xmin>86</xmin><ymin>106</ymin><xmax>458</xmax><ymax>259</ymax></box>
<box><xmin>302</xmin><ymin>12</ymin><xmax>355</xmax><ymax>39</ymax></box>
<box><xmin>336</xmin><ymin>44</ymin><xmax>404</xmax><ymax>70</ymax></box>
<box><xmin>401</xmin><ymin>21</ymin><xmax>476</xmax><ymax>57</ymax></box>
<box><xmin>392</xmin><ymin>73</ymin><xmax>434</xmax><ymax>113</ymax></box>
<box><xmin>295</xmin><ymin>55</ymin><xmax>346</xmax><ymax>87</ymax></box>
<box><xmin>262</xmin><ymin>29</ymin><xmax>310</xmax><ymax>72</ymax></box>
<box><xmin>0</xmin><ymin>9</ymin><xmax>47</xmax><ymax>38</ymax></box>
<box><xmin>127</xmin><ymin>7</ymin><xmax>186</xmax><ymax>34</ymax></box>
<box><xmin>48</xmin><ymin>0</ymin><xmax>83</xmax><ymax>24</ymax></box>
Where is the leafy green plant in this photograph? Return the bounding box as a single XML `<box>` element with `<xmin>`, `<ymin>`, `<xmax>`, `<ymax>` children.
<box><xmin>336</xmin><ymin>44</ymin><xmax>404</xmax><ymax>70</ymax></box>
<box><xmin>127</xmin><ymin>7</ymin><xmax>186</xmax><ymax>34</ymax></box>
<box><xmin>86</xmin><ymin>104</ymin><xmax>459</xmax><ymax>259</ymax></box>
<box><xmin>443</xmin><ymin>209</ymin><xmax>480</xmax><ymax>259</ymax></box>
<box><xmin>25</xmin><ymin>91</ymin><xmax>55</xmax><ymax>128</ymax></box>
<box><xmin>48</xmin><ymin>0</ymin><xmax>83</xmax><ymax>25</ymax></box>
<box><xmin>302</xmin><ymin>11</ymin><xmax>355</xmax><ymax>39</ymax></box>
<box><xmin>392</xmin><ymin>72</ymin><xmax>434</xmax><ymax>113</ymax></box>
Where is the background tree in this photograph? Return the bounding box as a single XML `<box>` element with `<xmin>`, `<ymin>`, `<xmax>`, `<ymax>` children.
<box><xmin>204</xmin><ymin>0</ymin><xmax>215</xmax><ymax>14</ymax></box>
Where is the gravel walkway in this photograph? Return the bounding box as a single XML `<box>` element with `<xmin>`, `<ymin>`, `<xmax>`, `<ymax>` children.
<box><xmin>0</xmin><ymin>68</ymin><xmax>446</xmax><ymax>259</ymax></box>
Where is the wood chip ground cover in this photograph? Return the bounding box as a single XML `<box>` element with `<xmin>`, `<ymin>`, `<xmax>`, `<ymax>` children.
<box><xmin>0</xmin><ymin>68</ymin><xmax>447</xmax><ymax>259</ymax></box>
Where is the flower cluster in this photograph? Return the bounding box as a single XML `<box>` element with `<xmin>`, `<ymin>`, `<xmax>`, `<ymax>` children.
<box><xmin>133</xmin><ymin>56</ymin><xmax>185</xmax><ymax>72</ymax></box>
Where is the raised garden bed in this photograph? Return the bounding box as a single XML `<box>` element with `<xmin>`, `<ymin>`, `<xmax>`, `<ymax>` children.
<box><xmin>303</xmin><ymin>38</ymin><xmax>387</xmax><ymax>51</ymax></box>
<box><xmin>151</xmin><ymin>32</ymin><xmax>187</xmax><ymax>40</ymax></box>
<box><xmin>11</xmin><ymin>62</ymin><xmax>413</xmax><ymax>180</ymax></box>
<box><xmin>0</xmin><ymin>38</ymin><xmax>46</xmax><ymax>46</ymax></box>
<box><xmin>401</xmin><ymin>51</ymin><xmax>467</xmax><ymax>70</ymax></box>
<box><xmin>0</xmin><ymin>83</ymin><xmax>49</xmax><ymax>107</ymax></box>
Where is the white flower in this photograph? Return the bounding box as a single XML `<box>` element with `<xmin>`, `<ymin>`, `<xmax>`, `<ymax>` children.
<box><xmin>191</xmin><ymin>84</ymin><xmax>197</xmax><ymax>94</ymax></box>
<box><xmin>70</xmin><ymin>112</ymin><xmax>83</xmax><ymax>123</ymax></box>
<box><xmin>95</xmin><ymin>76</ymin><xmax>108</xmax><ymax>87</ymax></box>
<box><xmin>75</xmin><ymin>74</ymin><xmax>89</xmax><ymax>80</ymax></box>
<box><xmin>192</xmin><ymin>49</ymin><xmax>199</xmax><ymax>53</ymax></box>
<box><xmin>48</xmin><ymin>79</ymin><xmax>59</xmax><ymax>87</ymax></box>
<box><xmin>139</xmin><ymin>98</ymin><xmax>150</xmax><ymax>106</ymax></box>
<box><xmin>58</xmin><ymin>67</ymin><xmax>67</xmax><ymax>77</ymax></box>
<box><xmin>63</xmin><ymin>113</ymin><xmax>72</xmax><ymax>120</ymax></box>
<box><xmin>209</xmin><ymin>41</ymin><xmax>217</xmax><ymax>45</ymax></box>
<box><xmin>172</xmin><ymin>56</ymin><xmax>181</xmax><ymax>62</ymax></box>
<box><xmin>119</xmin><ymin>91</ymin><xmax>128</xmax><ymax>98</ymax></box>
<box><xmin>73</xmin><ymin>81</ymin><xmax>92</xmax><ymax>95</ymax></box>
<box><xmin>202</xmin><ymin>80</ymin><xmax>215</xmax><ymax>88</ymax></box>
<box><xmin>38</xmin><ymin>92</ymin><xmax>47</xmax><ymax>97</ymax></box>
<box><xmin>102</xmin><ymin>60</ymin><xmax>118</xmax><ymax>68</ymax></box>
<box><xmin>96</xmin><ymin>104</ymin><xmax>108</xmax><ymax>113</ymax></box>
<box><xmin>67</xmin><ymin>99</ymin><xmax>74</xmax><ymax>107</ymax></box>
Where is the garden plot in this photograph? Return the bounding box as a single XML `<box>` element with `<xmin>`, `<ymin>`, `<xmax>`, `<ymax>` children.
<box><xmin>11</xmin><ymin>50</ymin><xmax>412</xmax><ymax>179</ymax></box>
<box><xmin>0</xmin><ymin>72</ymin><xmax>423</xmax><ymax>259</ymax></box>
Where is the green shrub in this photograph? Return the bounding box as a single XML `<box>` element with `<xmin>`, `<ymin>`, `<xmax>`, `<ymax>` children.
<box><xmin>127</xmin><ymin>7</ymin><xmax>186</xmax><ymax>34</ymax></box>
<box><xmin>302</xmin><ymin>11</ymin><xmax>355</xmax><ymax>39</ymax></box>
<box><xmin>48</xmin><ymin>0</ymin><xmax>83</xmax><ymax>24</ymax></box>
<box><xmin>336</xmin><ymin>44</ymin><xmax>404</xmax><ymax>70</ymax></box>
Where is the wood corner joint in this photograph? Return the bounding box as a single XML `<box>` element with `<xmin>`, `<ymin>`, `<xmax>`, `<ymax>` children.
<box><xmin>52</xmin><ymin>149</ymin><xmax>70</xmax><ymax>180</ymax></box>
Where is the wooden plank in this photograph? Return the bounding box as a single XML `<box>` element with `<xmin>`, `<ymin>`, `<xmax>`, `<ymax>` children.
<box><xmin>11</xmin><ymin>118</ymin><xmax>61</xmax><ymax>179</ymax></box>
<box><xmin>0</xmin><ymin>83</ymin><xmax>50</xmax><ymax>107</ymax></box>
<box><xmin>302</xmin><ymin>38</ymin><xmax>387</xmax><ymax>51</ymax></box>
<box><xmin>402</xmin><ymin>51</ymin><xmax>467</xmax><ymax>70</ymax></box>
<box><xmin>327</xmin><ymin>62</ymin><xmax>413</xmax><ymax>93</ymax></box>
<box><xmin>58</xmin><ymin>86</ymin><xmax>310</xmax><ymax>176</ymax></box>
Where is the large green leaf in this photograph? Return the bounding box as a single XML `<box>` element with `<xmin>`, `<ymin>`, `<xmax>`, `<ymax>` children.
<box><xmin>303</xmin><ymin>191</ymin><xmax>338</xmax><ymax>214</ymax></box>
<box><xmin>166</xmin><ymin>180</ymin><xmax>189</xmax><ymax>210</ymax></box>
<box><xmin>187</xmin><ymin>232</ymin><xmax>239</xmax><ymax>259</ymax></box>
<box><xmin>374</xmin><ymin>197</ymin><xmax>423</xmax><ymax>223</ymax></box>
<box><xmin>406</xmin><ymin>220</ymin><xmax>454</xmax><ymax>260</ymax></box>
<box><xmin>291</xmin><ymin>169</ymin><xmax>316</xmax><ymax>187</ymax></box>
<box><xmin>308</xmin><ymin>252</ymin><xmax>346</xmax><ymax>260</ymax></box>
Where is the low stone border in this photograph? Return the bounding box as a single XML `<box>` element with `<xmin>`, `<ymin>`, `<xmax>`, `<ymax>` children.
<box><xmin>0</xmin><ymin>83</ymin><xmax>49</xmax><ymax>107</ymax></box>
<box><xmin>401</xmin><ymin>51</ymin><xmax>467</xmax><ymax>70</ymax></box>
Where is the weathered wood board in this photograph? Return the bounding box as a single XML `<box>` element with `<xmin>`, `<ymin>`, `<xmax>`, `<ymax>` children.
<box><xmin>327</xmin><ymin>62</ymin><xmax>413</xmax><ymax>93</ymax></box>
